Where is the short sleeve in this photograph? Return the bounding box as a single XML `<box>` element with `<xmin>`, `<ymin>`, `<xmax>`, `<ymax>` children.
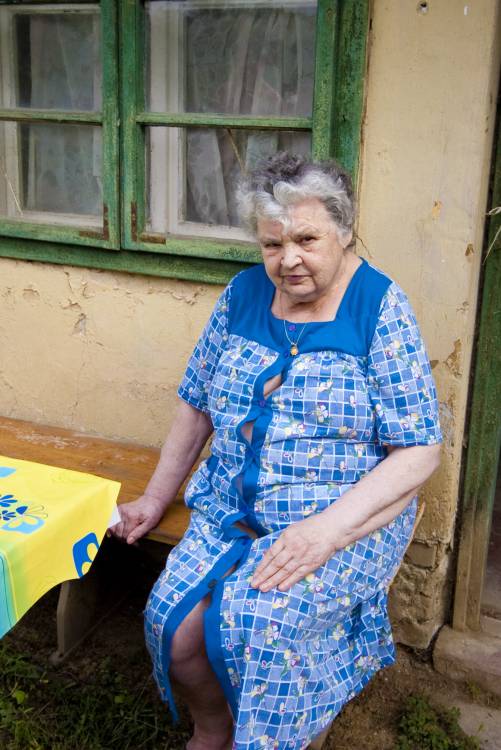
<box><xmin>177</xmin><ymin>282</ymin><xmax>232</xmax><ymax>414</ymax></box>
<box><xmin>366</xmin><ymin>282</ymin><xmax>442</xmax><ymax>446</ymax></box>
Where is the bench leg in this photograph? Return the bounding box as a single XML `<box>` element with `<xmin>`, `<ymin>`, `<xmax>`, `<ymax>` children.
<box><xmin>50</xmin><ymin>574</ymin><xmax>102</xmax><ymax>664</ymax></box>
<box><xmin>49</xmin><ymin>539</ymin><xmax>136</xmax><ymax>664</ymax></box>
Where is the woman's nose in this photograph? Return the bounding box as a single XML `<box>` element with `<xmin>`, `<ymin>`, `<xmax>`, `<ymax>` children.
<box><xmin>281</xmin><ymin>242</ymin><xmax>302</xmax><ymax>269</ymax></box>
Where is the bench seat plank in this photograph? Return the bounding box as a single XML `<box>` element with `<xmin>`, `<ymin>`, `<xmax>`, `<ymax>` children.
<box><xmin>0</xmin><ymin>416</ymin><xmax>190</xmax><ymax>546</ymax></box>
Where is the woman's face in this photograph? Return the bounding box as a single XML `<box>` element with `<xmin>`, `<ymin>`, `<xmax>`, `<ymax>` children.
<box><xmin>257</xmin><ymin>198</ymin><xmax>352</xmax><ymax>305</ymax></box>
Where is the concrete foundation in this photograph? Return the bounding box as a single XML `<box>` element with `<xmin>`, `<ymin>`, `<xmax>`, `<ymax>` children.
<box><xmin>443</xmin><ymin>698</ymin><xmax>501</xmax><ymax>750</ymax></box>
<box><xmin>433</xmin><ymin>625</ymin><xmax>501</xmax><ymax>699</ymax></box>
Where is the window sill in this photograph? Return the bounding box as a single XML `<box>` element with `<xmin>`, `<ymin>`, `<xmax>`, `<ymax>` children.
<box><xmin>0</xmin><ymin>236</ymin><xmax>253</xmax><ymax>285</ymax></box>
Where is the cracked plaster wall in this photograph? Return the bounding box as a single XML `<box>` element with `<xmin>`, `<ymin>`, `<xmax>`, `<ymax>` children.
<box><xmin>0</xmin><ymin>267</ymin><xmax>216</xmax><ymax>445</ymax></box>
<box><xmin>0</xmin><ymin>0</ymin><xmax>499</xmax><ymax>647</ymax></box>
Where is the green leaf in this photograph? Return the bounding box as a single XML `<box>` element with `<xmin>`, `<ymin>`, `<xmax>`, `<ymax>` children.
<box><xmin>12</xmin><ymin>689</ymin><xmax>26</xmax><ymax>705</ymax></box>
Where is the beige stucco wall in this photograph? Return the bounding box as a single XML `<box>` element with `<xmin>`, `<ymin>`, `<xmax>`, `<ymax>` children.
<box><xmin>0</xmin><ymin>0</ymin><xmax>499</xmax><ymax>647</ymax></box>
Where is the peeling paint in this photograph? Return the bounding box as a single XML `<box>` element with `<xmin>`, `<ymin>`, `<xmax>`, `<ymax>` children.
<box><xmin>431</xmin><ymin>200</ymin><xmax>443</xmax><ymax>219</ymax></box>
<box><xmin>61</xmin><ymin>300</ymin><xmax>81</xmax><ymax>311</ymax></box>
<box><xmin>147</xmin><ymin>284</ymin><xmax>205</xmax><ymax>306</ymax></box>
<box><xmin>169</xmin><ymin>290</ymin><xmax>203</xmax><ymax>305</ymax></box>
<box><xmin>445</xmin><ymin>339</ymin><xmax>462</xmax><ymax>377</ymax></box>
<box><xmin>72</xmin><ymin>313</ymin><xmax>87</xmax><ymax>336</ymax></box>
<box><xmin>64</xmin><ymin>270</ymin><xmax>80</xmax><ymax>296</ymax></box>
<box><xmin>22</xmin><ymin>287</ymin><xmax>40</xmax><ymax>301</ymax></box>
<box><xmin>81</xmin><ymin>283</ymin><xmax>95</xmax><ymax>299</ymax></box>
<box><xmin>439</xmin><ymin>400</ymin><xmax>455</xmax><ymax>450</ymax></box>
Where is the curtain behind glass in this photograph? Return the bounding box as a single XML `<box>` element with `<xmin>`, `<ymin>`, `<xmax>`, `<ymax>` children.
<box><xmin>184</xmin><ymin>7</ymin><xmax>315</xmax><ymax>226</ymax></box>
<box><xmin>186</xmin><ymin>9</ymin><xmax>315</xmax><ymax>226</ymax></box>
<box><xmin>21</xmin><ymin>14</ymin><xmax>102</xmax><ymax>216</ymax></box>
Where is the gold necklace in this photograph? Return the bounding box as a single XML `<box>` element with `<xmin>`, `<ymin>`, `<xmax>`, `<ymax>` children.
<box><xmin>279</xmin><ymin>293</ymin><xmax>313</xmax><ymax>356</ymax></box>
<box><xmin>283</xmin><ymin>319</ymin><xmax>308</xmax><ymax>356</ymax></box>
<box><xmin>278</xmin><ymin>269</ymin><xmax>347</xmax><ymax>356</ymax></box>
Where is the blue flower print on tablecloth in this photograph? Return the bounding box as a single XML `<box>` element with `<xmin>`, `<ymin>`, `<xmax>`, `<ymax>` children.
<box><xmin>0</xmin><ymin>492</ymin><xmax>47</xmax><ymax>534</ymax></box>
<box><xmin>72</xmin><ymin>532</ymin><xmax>100</xmax><ymax>577</ymax></box>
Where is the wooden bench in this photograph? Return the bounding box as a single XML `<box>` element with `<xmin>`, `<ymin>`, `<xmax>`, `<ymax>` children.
<box><xmin>0</xmin><ymin>415</ymin><xmax>191</xmax><ymax>661</ymax></box>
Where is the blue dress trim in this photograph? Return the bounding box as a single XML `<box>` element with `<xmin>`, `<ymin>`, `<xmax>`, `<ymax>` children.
<box><xmin>204</xmin><ymin>537</ymin><xmax>255</xmax><ymax>718</ymax></box>
<box><xmin>236</xmin><ymin>355</ymin><xmax>290</xmax><ymax>535</ymax></box>
<box><xmin>158</xmin><ymin>531</ymin><xmax>253</xmax><ymax>721</ymax></box>
<box><xmin>228</xmin><ymin>260</ymin><xmax>393</xmax><ymax>358</ymax></box>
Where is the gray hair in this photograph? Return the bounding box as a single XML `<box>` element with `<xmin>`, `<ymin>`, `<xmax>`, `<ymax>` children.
<box><xmin>237</xmin><ymin>152</ymin><xmax>355</xmax><ymax>240</ymax></box>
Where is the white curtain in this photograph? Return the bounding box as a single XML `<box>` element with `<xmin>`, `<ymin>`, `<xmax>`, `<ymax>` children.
<box><xmin>179</xmin><ymin>5</ymin><xmax>315</xmax><ymax>227</ymax></box>
<box><xmin>23</xmin><ymin>13</ymin><xmax>102</xmax><ymax>217</ymax></box>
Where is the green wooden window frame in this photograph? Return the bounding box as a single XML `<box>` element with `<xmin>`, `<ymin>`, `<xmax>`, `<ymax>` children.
<box><xmin>0</xmin><ymin>0</ymin><xmax>120</xmax><ymax>249</ymax></box>
<box><xmin>0</xmin><ymin>0</ymin><xmax>369</xmax><ymax>284</ymax></box>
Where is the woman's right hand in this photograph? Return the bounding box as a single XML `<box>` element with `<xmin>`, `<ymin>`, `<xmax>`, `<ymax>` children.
<box><xmin>109</xmin><ymin>494</ymin><xmax>166</xmax><ymax>545</ymax></box>
<box><xmin>108</xmin><ymin>401</ymin><xmax>213</xmax><ymax>545</ymax></box>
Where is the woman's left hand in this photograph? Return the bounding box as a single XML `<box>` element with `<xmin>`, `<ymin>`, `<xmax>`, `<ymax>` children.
<box><xmin>251</xmin><ymin>513</ymin><xmax>341</xmax><ymax>593</ymax></box>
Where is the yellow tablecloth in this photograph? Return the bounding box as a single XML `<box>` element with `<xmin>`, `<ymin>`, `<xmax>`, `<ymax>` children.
<box><xmin>0</xmin><ymin>454</ymin><xmax>120</xmax><ymax>638</ymax></box>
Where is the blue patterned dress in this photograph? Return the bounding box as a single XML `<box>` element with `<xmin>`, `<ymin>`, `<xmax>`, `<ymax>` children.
<box><xmin>144</xmin><ymin>260</ymin><xmax>441</xmax><ymax>749</ymax></box>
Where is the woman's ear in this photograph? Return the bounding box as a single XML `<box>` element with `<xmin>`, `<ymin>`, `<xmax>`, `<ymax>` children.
<box><xmin>342</xmin><ymin>230</ymin><xmax>353</xmax><ymax>249</ymax></box>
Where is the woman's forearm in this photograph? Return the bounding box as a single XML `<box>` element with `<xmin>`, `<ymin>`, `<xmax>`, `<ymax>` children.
<box><xmin>324</xmin><ymin>444</ymin><xmax>440</xmax><ymax>547</ymax></box>
<box><xmin>336</xmin><ymin>489</ymin><xmax>418</xmax><ymax>547</ymax></box>
<box><xmin>143</xmin><ymin>398</ymin><xmax>213</xmax><ymax>509</ymax></box>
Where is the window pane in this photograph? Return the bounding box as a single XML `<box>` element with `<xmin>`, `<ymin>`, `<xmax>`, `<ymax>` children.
<box><xmin>146</xmin><ymin>126</ymin><xmax>311</xmax><ymax>237</ymax></box>
<box><xmin>146</xmin><ymin>0</ymin><xmax>316</xmax><ymax>117</ymax></box>
<box><xmin>0</xmin><ymin>7</ymin><xmax>101</xmax><ymax>111</ymax></box>
<box><xmin>0</xmin><ymin>121</ymin><xmax>102</xmax><ymax>222</ymax></box>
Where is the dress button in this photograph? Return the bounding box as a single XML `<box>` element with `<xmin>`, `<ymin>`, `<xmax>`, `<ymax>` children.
<box><xmin>259</xmin><ymin>399</ymin><xmax>266</xmax><ymax>408</ymax></box>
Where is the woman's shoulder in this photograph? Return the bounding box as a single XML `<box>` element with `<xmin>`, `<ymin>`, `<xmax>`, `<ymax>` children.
<box><xmin>351</xmin><ymin>259</ymin><xmax>416</xmax><ymax>315</ymax></box>
<box><xmin>345</xmin><ymin>259</ymin><xmax>393</xmax><ymax>318</ymax></box>
<box><xmin>226</xmin><ymin>265</ymin><xmax>271</xmax><ymax>305</ymax></box>
<box><xmin>225</xmin><ymin>264</ymin><xmax>271</xmax><ymax>326</ymax></box>
<box><xmin>342</xmin><ymin>260</ymin><xmax>416</xmax><ymax>354</ymax></box>
<box><xmin>229</xmin><ymin>263</ymin><xmax>269</xmax><ymax>292</ymax></box>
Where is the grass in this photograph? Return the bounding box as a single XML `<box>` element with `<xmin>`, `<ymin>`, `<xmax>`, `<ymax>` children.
<box><xmin>1</xmin><ymin>578</ymin><xmax>494</xmax><ymax>750</ymax></box>
<box><xmin>396</xmin><ymin>694</ymin><xmax>482</xmax><ymax>750</ymax></box>
<box><xmin>1</xmin><ymin>640</ymin><xmax>486</xmax><ymax>750</ymax></box>
<box><xmin>0</xmin><ymin>642</ymin><xmax>190</xmax><ymax>750</ymax></box>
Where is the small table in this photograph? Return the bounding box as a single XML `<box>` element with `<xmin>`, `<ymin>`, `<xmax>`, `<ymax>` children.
<box><xmin>0</xmin><ymin>454</ymin><xmax>120</xmax><ymax>639</ymax></box>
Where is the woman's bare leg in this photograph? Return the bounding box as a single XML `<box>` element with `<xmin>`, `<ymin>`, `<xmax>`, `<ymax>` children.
<box><xmin>170</xmin><ymin>596</ymin><xmax>234</xmax><ymax>750</ymax></box>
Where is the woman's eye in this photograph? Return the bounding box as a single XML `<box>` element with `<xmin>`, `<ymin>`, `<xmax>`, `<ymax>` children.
<box><xmin>301</xmin><ymin>236</ymin><xmax>315</xmax><ymax>243</ymax></box>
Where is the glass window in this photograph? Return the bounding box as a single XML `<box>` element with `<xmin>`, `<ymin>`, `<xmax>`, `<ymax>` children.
<box><xmin>0</xmin><ymin>6</ymin><xmax>101</xmax><ymax>111</ymax></box>
<box><xmin>0</xmin><ymin>121</ymin><xmax>102</xmax><ymax>225</ymax></box>
<box><xmin>146</xmin><ymin>0</ymin><xmax>316</xmax><ymax>118</ymax></box>
<box><xmin>0</xmin><ymin>0</ymin><xmax>369</xmax><ymax>276</ymax></box>
<box><xmin>142</xmin><ymin>0</ymin><xmax>316</xmax><ymax>243</ymax></box>
<box><xmin>146</xmin><ymin>126</ymin><xmax>311</xmax><ymax>238</ymax></box>
<box><xmin>0</xmin><ymin>2</ymin><xmax>117</xmax><ymax>246</ymax></box>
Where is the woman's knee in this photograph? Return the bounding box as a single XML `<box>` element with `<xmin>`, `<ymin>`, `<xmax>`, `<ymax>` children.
<box><xmin>170</xmin><ymin>598</ymin><xmax>208</xmax><ymax>666</ymax></box>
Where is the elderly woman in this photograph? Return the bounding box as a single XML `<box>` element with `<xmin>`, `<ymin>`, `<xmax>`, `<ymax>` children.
<box><xmin>113</xmin><ymin>154</ymin><xmax>442</xmax><ymax>750</ymax></box>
